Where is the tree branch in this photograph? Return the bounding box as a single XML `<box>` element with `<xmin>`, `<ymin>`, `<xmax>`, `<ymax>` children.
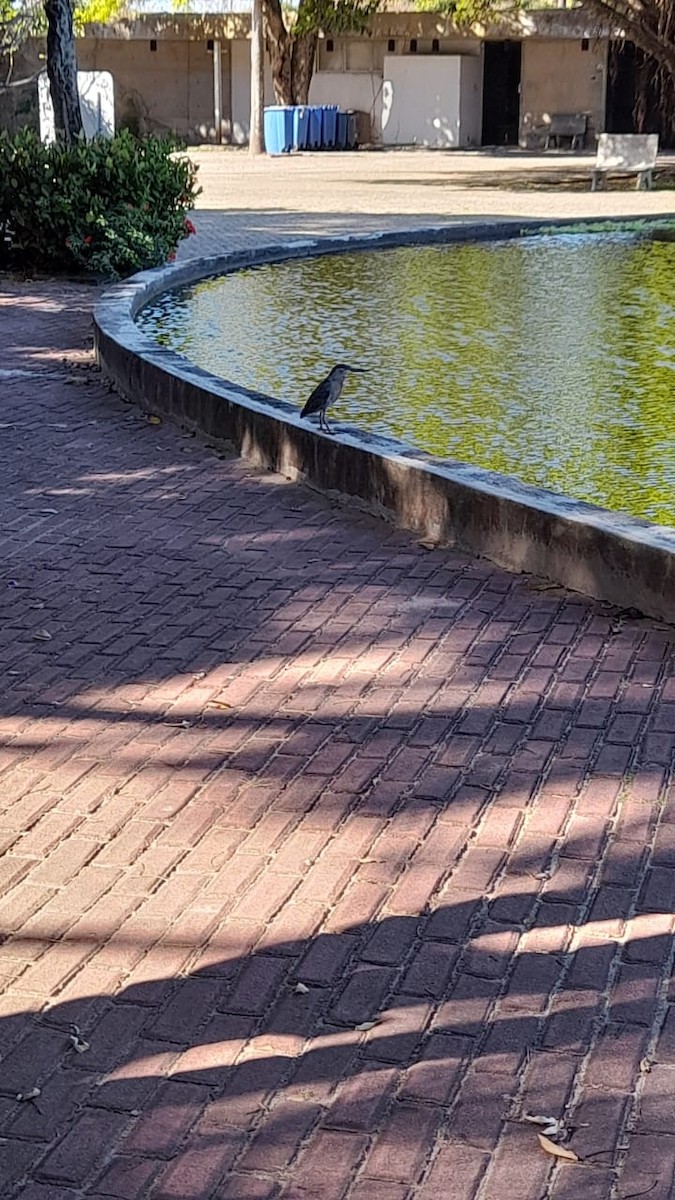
<box><xmin>0</xmin><ymin>67</ymin><xmax>43</xmax><ymax>91</ymax></box>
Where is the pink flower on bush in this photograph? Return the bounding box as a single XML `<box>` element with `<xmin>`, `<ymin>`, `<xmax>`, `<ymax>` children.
<box><xmin>83</xmin><ymin>235</ymin><xmax>93</xmax><ymax>245</ymax></box>
<box><xmin>168</xmin><ymin>251</ymin><xmax>177</xmax><ymax>262</ymax></box>
<box><xmin>184</xmin><ymin>218</ymin><xmax>197</xmax><ymax>236</ymax></box>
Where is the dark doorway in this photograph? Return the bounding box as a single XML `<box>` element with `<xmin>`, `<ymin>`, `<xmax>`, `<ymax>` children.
<box><xmin>482</xmin><ymin>41</ymin><xmax>522</xmax><ymax>146</ymax></box>
<box><xmin>606</xmin><ymin>40</ymin><xmax>675</xmax><ymax>148</ymax></box>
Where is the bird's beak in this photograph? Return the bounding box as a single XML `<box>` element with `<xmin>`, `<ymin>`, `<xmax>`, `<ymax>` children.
<box><xmin>347</xmin><ymin>366</ymin><xmax>368</xmax><ymax>373</ymax></box>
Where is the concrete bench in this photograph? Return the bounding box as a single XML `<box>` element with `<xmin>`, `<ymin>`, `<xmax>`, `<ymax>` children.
<box><xmin>591</xmin><ymin>133</ymin><xmax>659</xmax><ymax>191</ymax></box>
<box><xmin>543</xmin><ymin>113</ymin><xmax>588</xmax><ymax>151</ymax></box>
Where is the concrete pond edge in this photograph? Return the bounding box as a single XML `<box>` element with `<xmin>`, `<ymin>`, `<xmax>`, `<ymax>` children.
<box><xmin>93</xmin><ymin>216</ymin><xmax>675</xmax><ymax>625</ymax></box>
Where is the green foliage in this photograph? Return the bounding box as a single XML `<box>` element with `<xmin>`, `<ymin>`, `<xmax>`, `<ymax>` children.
<box><xmin>0</xmin><ymin>128</ymin><xmax>200</xmax><ymax>278</ymax></box>
<box><xmin>0</xmin><ymin>0</ymin><xmax>42</xmax><ymax>60</ymax></box>
<box><xmin>293</xmin><ymin>0</ymin><xmax>380</xmax><ymax>38</ymax></box>
<box><xmin>73</xmin><ymin>0</ymin><xmax>125</xmax><ymax>34</ymax></box>
<box><xmin>412</xmin><ymin>0</ymin><xmax>520</xmax><ymax>19</ymax></box>
<box><xmin>0</xmin><ymin>0</ymin><xmax>124</xmax><ymax>61</ymax></box>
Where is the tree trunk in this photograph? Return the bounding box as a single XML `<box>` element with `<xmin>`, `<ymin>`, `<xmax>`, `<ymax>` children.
<box><xmin>587</xmin><ymin>0</ymin><xmax>675</xmax><ymax>93</ymax></box>
<box><xmin>291</xmin><ymin>31</ymin><xmax>318</xmax><ymax>105</ymax></box>
<box><xmin>44</xmin><ymin>0</ymin><xmax>82</xmax><ymax>145</ymax></box>
<box><xmin>250</xmin><ymin>0</ymin><xmax>265</xmax><ymax>153</ymax></box>
<box><xmin>264</xmin><ymin>0</ymin><xmax>292</xmax><ymax>105</ymax></box>
<box><xmin>263</xmin><ymin>0</ymin><xmax>317</xmax><ymax>106</ymax></box>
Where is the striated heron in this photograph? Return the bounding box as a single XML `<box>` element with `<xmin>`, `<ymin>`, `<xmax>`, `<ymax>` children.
<box><xmin>300</xmin><ymin>364</ymin><xmax>367</xmax><ymax>435</ymax></box>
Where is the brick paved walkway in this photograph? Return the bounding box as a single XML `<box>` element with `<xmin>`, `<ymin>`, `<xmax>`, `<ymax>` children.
<box><xmin>1</xmin><ymin>171</ymin><xmax>675</xmax><ymax>1200</ymax></box>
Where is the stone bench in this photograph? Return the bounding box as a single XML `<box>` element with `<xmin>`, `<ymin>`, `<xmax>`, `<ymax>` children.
<box><xmin>543</xmin><ymin>112</ymin><xmax>588</xmax><ymax>151</ymax></box>
<box><xmin>591</xmin><ymin>133</ymin><xmax>659</xmax><ymax>191</ymax></box>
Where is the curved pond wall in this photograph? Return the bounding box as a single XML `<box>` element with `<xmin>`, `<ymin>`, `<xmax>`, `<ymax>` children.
<box><xmin>93</xmin><ymin>220</ymin><xmax>675</xmax><ymax>625</ymax></box>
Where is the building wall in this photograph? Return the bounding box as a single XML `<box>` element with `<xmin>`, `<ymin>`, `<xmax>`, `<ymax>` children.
<box><xmin>520</xmin><ymin>37</ymin><xmax>608</xmax><ymax>147</ymax></box>
<box><xmin>0</xmin><ymin>40</ymin><xmax>41</xmax><ymax>133</ymax></box>
<box><xmin>309</xmin><ymin>71</ymin><xmax>383</xmax><ymax>142</ymax></box>
<box><xmin>76</xmin><ymin>36</ymin><xmax>233</xmax><ymax>142</ymax></box>
<box><xmin>459</xmin><ymin>52</ymin><xmax>483</xmax><ymax>147</ymax></box>
<box><xmin>0</xmin><ymin>16</ymin><xmax>611</xmax><ymax>151</ymax></box>
<box><xmin>316</xmin><ymin>35</ymin><xmax>482</xmax><ymax>73</ymax></box>
<box><xmin>230</xmin><ymin>37</ymin><xmax>274</xmax><ymax>144</ymax></box>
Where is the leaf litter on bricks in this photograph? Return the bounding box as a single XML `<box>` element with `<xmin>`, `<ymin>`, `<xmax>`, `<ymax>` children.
<box><xmin>523</xmin><ymin>1113</ymin><xmax>563</xmax><ymax>1137</ymax></box>
<box><xmin>15</xmin><ymin>1086</ymin><xmax>43</xmax><ymax>1114</ymax></box>
<box><xmin>69</xmin><ymin>1024</ymin><xmax>90</xmax><ymax>1053</ymax></box>
<box><xmin>537</xmin><ymin>1132</ymin><xmax>579</xmax><ymax>1162</ymax></box>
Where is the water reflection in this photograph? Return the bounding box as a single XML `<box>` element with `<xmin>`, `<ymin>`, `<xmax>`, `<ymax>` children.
<box><xmin>139</xmin><ymin>233</ymin><xmax>675</xmax><ymax>526</ymax></box>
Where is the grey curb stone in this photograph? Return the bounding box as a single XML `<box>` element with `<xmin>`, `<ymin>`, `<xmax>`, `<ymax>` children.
<box><xmin>94</xmin><ymin>218</ymin><xmax>675</xmax><ymax>625</ymax></box>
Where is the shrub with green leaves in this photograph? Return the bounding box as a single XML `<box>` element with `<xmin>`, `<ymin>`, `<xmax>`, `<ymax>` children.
<box><xmin>0</xmin><ymin>128</ymin><xmax>201</xmax><ymax>279</ymax></box>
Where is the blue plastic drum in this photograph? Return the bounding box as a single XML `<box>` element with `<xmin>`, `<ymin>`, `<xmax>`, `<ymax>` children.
<box><xmin>321</xmin><ymin>105</ymin><xmax>339</xmax><ymax>148</ymax></box>
<box><xmin>263</xmin><ymin>106</ymin><xmax>294</xmax><ymax>155</ymax></box>
<box><xmin>308</xmin><ymin>106</ymin><xmax>323</xmax><ymax>149</ymax></box>
<box><xmin>292</xmin><ymin>106</ymin><xmax>310</xmax><ymax>150</ymax></box>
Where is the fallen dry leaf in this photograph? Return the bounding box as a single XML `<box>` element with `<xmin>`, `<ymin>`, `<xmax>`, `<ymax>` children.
<box><xmin>208</xmin><ymin>701</ymin><xmax>232</xmax><ymax>710</ymax></box>
<box><xmin>418</xmin><ymin>540</ymin><xmax>437</xmax><ymax>551</ymax></box>
<box><xmin>69</xmin><ymin>1034</ymin><xmax>90</xmax><ymax>1053</ymax></box>
<box><xmin>39</xmin><ymin>508</ymin><xmax>59</xmax><ymax>515</ymax></box>
<box><xmin>293</xmin><ymin>983</ymin><xmax>310</xmax><ymax>995</ymax></box>
<box><xmin>148</xmin><ymin>415</ymin><xmax>162</xmax><ymax>426</ymax></box>
<box><xmin>537</xmin><ymin>1133</ymin><xmax>579</xmax><ymax>1162</ymax></box>
<box><xmin>32</xmin><ymin>629</ymin><xmax>52</xmax><ymax>642</ymax></box>
<box><xmin>354</xmin><ymin>1020</ymin><xmax>380</xmax><ymax>1032</ymax></box>
<box><xmin>16</xmin><ymin>1087</ymin><xmax>41</xmax><ymax>1102</ymax></box>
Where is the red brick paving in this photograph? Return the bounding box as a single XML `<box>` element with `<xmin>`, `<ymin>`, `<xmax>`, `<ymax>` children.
<box><xmin>0</xmin><ymin>277</ymin><xmax>674</xmax><ymax>1199</ymax></box>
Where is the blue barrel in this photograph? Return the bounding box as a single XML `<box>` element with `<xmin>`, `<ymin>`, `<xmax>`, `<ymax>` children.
<box><xmin>292</xmin><ymin>106</ymin><xmax>310</xmax><ymax>150</ymax></box>
<box><xmin>321</xmin><ymin>105</ymin><xmax>338</xmax><ymax>149</ymax></box>
<box><xmin>263</xmin><ymin>106</ymin><xmax>294</xmax><ymax>155</ymax></box>
<box><xmin>308</xmin><ymin>106</ymin><xmax>323</xmax><ymax>149</ymax></box>
<box><xmin>336</xmin><ymin>110</ymin><xmax>350</xmax><ymax>150</ymax></box>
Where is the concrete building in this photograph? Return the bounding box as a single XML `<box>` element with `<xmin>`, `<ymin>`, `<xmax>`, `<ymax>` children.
<box><xmin>0</xmin><ymin>8</ymin><xmax>659</xmax><ymax>150</ymax></box>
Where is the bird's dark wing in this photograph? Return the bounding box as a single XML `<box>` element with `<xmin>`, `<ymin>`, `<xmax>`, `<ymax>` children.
<box><xmin>301</xmin><ymin>378</ymin><xmax>331</xmax><ymax>418</ymax></box>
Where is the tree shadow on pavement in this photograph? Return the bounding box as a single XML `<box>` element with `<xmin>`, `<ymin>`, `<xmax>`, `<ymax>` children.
<box><xmin>0</xmin><ymin>280</ymin><xmax>673</xmax><ymax>1200</ymax></box>
<box><xmin>0</xmin><ymin>851</ymin><xmax>670</xmax><ymax>1199</ymax></box>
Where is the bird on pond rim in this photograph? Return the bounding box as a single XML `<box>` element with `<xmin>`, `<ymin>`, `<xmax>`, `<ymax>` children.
<box><xmin>300</xmin><ymin>364</ymin><xmax>367</xmax><ymax>435</ymax></box>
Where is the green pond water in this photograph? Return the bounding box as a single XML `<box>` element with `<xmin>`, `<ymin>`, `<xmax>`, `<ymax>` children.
<box><xmin>138</xmin><ymin>230</ymin><xmax>675</xmax><ymax>526</ymax></box>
